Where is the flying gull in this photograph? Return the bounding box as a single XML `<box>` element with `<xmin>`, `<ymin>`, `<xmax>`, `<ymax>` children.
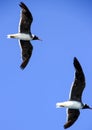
<box><xmin>7</xmin><ymin>2</ymin><xmax>41</xmax><ymax>69</ymax></box>
<box><xmin>56</xmin><ymin>57</ymin><xmax>92</xmax><ymax>129</ymax></box>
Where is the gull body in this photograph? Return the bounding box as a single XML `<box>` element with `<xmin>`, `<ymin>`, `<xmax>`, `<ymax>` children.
<box><xmin>56</xmin><ymin>101</ymin><xmax>83</xmax><ymax>109</ymax></box>
<box><xmin>7</xmin><ymin>33</ymin><xmax>32</xmax><ymax>41</ymax></box>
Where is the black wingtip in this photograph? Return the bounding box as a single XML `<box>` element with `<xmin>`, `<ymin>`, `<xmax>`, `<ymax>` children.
<box><xmin>19</xmin><ymin>2</ymin><xmax>23</xmax><ymax>7</ymax></box>
<box><xmin>19</xmin><ymin>1</ymin><xmax>33</xmax><ymax>20</ymax></box>
<box><xmin>20</xmin><ymin>65</ymin><xmax>25</xmax><ymax>70</ymax></box>
<box><xmin>19</xmin><ymin>2</ymin><xmax>30</xmax><ymax>12</ymax></box>
<box><xmin>20</xmin><ymin>64</ymin><xmax>25</xmax><ymax>70</ymax></box>
<box><xmin>20</xmin><ymin>59</ymin><xmax>29</xmax><ymax>70</ymax></box>
<box><xmin>73</xmin><ymin>57</ymin><xmax>83</xmax><ymax>72</ymax></box>
<box><xmin>19</xmin><ymin>2</ymin><xmax>27</xmax><ymax>8</ymax></box>
<box><xmin>64</xmin><ymin>125</ymin><xmax>67</xmax><ymax>129</ymax></box>
<box><xmin>74</xmin><ymin>57</ymin><xmax>79</xmax><ymax>65</ymax></box>
<box><xmin>64</xmin><ymin>122</ymin><xmax>71</xmax><ymax>129</ymax></box>
<box><xmin>74</xmin><ymin>57</ymin><xmax>77</xmax><ymax>62</ymax></box>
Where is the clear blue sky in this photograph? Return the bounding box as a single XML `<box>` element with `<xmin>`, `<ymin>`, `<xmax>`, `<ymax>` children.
<box><xmin>0</xmin><ymin>0</ymin><xmax>92</xmax><ymax>130</ymax></box>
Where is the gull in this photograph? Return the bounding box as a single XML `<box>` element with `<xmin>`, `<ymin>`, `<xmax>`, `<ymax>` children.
<box><xmin>7</xmin><ymin>2</ymin><xmax>41</xmax><ymax>69</ymax></box>
<box><xmin>56</xmin><ymin>57</ymin><xmax>92</xmax><ymax>129</ymax></box>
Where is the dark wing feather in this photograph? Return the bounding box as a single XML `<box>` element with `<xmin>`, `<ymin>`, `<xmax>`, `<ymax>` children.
<box><xmin>64</xmin><ymin>109</ymin><xmax>80</xmax><ymax>129</ymax></box>
<box><xmin>69</xmin><ymin>57</ymin><xmax>85</xmax><ymax>102</ymax></box>
<box><xmin>19</xmin><ymin>2</ymin><xmax>33</xmax><ymax>33</ymax></box>
<box><xmin>19</xmin><ymin>40</ymin><xmax>33</xmax><ymax>69</ymax></box>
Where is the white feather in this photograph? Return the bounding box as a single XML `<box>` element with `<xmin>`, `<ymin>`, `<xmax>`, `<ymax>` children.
<box><xmin>56</xmin><ymin>101</ymin><xmax>82</xmax><ymax>109</ymax></box>
<box><xmin>7</xmin><ymin>33</ymin><xmax>32</xmax><ymax>41</ymax></box>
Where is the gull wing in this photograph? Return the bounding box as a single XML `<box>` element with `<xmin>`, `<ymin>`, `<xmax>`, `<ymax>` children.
<box><xmin>19</xmin><ymin>2</ymin><xmax>33</xmax><ymax>33</ymax></box>
<box><xmin>19</xmin><ymin>40</ymin><xmax>33</xmax><ymax>69</ymax></box>
<box><xmin>64</xmin><ymin>109</ymin><xmax>80</xmax><ymax>129</ymax></box>
<box><xmin>69</xmin><ymin>57</ymin><xmax>85</xmax><ymax>102</ymax></box>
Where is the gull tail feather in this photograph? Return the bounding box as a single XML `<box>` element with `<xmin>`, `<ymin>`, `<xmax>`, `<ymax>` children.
<box><xmin>7</xmin><ymin>34</ymin><xmax>16</xmax><ymax>38</ymax></box>
<box><xmin>56</xmin><ymin>102</ymin><xmax>64</xmax><ymax>108</ymax></box>
<box><xmin>7</xmin><ymin>34</ymin><xmax>19</xmax><ymax>38</ymax></box>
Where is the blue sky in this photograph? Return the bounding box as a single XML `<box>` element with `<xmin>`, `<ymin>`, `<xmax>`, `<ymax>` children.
<box><xmin>0</xmin><ymin>0</ymin><xmax>92</xmax><ymax>130</ymax></box>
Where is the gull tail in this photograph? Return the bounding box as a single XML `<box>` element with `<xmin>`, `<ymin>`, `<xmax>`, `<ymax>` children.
<box><xmin>56</xmin><ymin>102</ymin><xmax>64</xmax><ymax>108</ymax></box>
<box><xmin>7</xmin><ymin>34</ymin><xmax>16</xmax><ymax>38</ymax></box>
<box><xmin>56</xmin><ymin>103</ymin><xmax>60</xmax><ymax>108</ymax></box>
<box><xmin>7</xmin><ymin>34</ymin><xmax>19</xmax><ymax>38</ymax></box>
<box><xmin>56</xmin><ymin>103</ymin><xmax>61</xmax><ymax>108</ymax></box>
